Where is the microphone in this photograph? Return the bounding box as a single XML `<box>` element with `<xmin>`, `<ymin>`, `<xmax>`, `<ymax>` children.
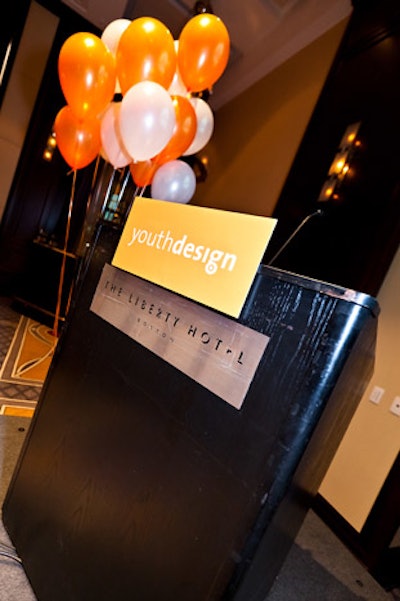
<box><xmin>267</xmin><ymin>209</ymin><xmax>324</xmax><ymax>266</ymax></box>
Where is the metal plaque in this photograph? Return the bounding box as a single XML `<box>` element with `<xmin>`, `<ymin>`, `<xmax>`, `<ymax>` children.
<box><xmin>90</xmin><ymin>264</ymin><xmax>270</xmax><ymax>409</ymax></box>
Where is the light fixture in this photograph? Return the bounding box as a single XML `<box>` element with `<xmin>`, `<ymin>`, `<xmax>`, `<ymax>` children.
<box><xmin>43</xmin><ymin>130</ymin><xmax>57</xmax><ymax>162</ymax></box>
<box><xmin>340</xmin><ymin>122</ymin><xmax>362</xmax><ymax>149</ymax></box>
<box><xmin>318</xmin><ymin>121</ymin><xmax>361</xmax><ymax>202</ymax></box>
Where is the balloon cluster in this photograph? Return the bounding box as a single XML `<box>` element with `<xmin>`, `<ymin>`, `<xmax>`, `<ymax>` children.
<box><xmin>54</xmin><ymin>13</ymin><xmax>230</xmax><ymax>204</ymax></box>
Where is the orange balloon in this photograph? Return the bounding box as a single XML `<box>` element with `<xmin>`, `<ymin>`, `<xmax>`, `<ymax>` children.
<box><xmin>58</xmin><ymin>32</ymin><xmax>116</xmax><ymax>119</ymax></box>
<box><xmin>116</xmin><ymin>17</ymin><xmax>176</xmax><ymax>95</ymax></box>
<box><xmin>154</xmin><ymin>95</ymin><xmax>197</xmax><ymax>165</ymax></box>
<box><xmin>54</xmin><ymin>106</ymin><xmax>101</xmax><ymax>170</ymax></box>
<box><xmin>129</xmin><ymin>160</ymin><xmax>159</xmax><ymax>187</ymax></box>
<box><xmin>178</xmin><ymin>14</ymin><xmax>230</xmax><ymax>93</ymax></box>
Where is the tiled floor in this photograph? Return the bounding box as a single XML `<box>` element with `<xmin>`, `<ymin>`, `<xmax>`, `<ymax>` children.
<box><xmin>0</xmin><ymin>298</ymin><xmax>52</xmax><ymax>416</ymax></box>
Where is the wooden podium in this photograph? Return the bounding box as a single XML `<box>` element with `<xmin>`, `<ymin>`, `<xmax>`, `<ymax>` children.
<box><xmin>3</xmin><ymin>223</ymin><xmax>379</xmax><ymax>601</ymax></box>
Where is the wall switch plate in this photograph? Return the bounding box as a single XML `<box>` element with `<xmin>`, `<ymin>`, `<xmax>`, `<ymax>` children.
<box><xmin>369</xmin><ymin>385</ymin><xmax>384</xmax><ymax>404</ymax></box>
<box><xmin>389</xmin><ymin>396</ymin><xmax>400</xmax><ymax>416</ymax></box>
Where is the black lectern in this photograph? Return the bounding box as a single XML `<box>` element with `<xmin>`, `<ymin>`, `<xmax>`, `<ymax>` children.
<box><xmin>3</xmin><ymin>224</ymin><xmax>379</xmax><ymax>601</ymax></box>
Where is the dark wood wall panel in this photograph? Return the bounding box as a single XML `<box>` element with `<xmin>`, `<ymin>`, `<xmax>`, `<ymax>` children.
<box><xmin>0</xmin><ymin>6</ymin><xmax>99</xmax><ymax>295</ymax></box>
<box><xmin>264</xmin><ymin>0</ymin><xmax>400</xmax><ymax>297</ymax></box>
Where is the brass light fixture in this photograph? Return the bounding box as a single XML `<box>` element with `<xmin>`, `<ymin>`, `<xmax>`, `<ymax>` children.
<box><xmin>318</xmin><ymin>121</ymin><xmax>361</xmax><ymax>202</ymax></box>
<box><xmin>43</xmin><ymin>130</ymin><xmax>57</xmax><ymax>162</ymax></box>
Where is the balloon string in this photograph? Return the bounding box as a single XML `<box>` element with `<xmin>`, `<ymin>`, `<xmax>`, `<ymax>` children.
<box><xmin>83</xmin><ymin>154</ymin><xmax>101</xmax><ymax>227</ymax></box>
<box><xmin>118</xmin><ymin>166</ymin><xmax>130</xmax><ymax>200</ymax></box>
<box><xmin>114</xmin><ymin>167</ymin><xmax>131</xmax><ymax>223</ymax></box>
<box><xmin>125</xmin><ymin>183</ymin><xmax>145</xmax><ymax>218</ymax></box>
<box><xmin>115</xmin><ymin>166</ymin><xmax>129</xmax><ymax>204</ymax></box>
<box><xmin>53</xmin><ymin>169</ymin><xmax>77</xmax><ymax>337</ymax></box>
<box><xmin>76</xmin><ymin>155</ymin><xmax>102</xmax><ymax>256</ymax></box>
<box><xmin>101</xmin><ymin>168</ymin><xmax>117</xmax><ymax>216</ymax></box>
<box><xmin>72</xmin><ymin>165</ymin><xmax>117</xmax><ymax>299</ymax></box>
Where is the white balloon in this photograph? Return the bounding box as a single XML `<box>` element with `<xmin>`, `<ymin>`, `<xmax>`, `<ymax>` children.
<box><xmin>101</xmin><ymin>19</ymin><xmax>130</xmax><ymax>94</ymax></box>
<box><xmin>100</xmin><ymin>102</ymin><xmax>131</xmax><ymax>168</ymax></box>
<box><xmin>119</xmin><ymin>81</ymin><xmax>176</xmax><ymax>162</ymax></box>
<box><xmin>151</xmin><ymin>160</ymin><xmax>196</xmax><ymax>204</ymax></box>
<box><xmin>183</xmin><ymin>97</ymin><xmax>214</xmax><ymax>156</ymax></box>
<box><xmin>101</xmin><ymin>19</ymin><xmax>131</xmax><ymax>55</ymax></box>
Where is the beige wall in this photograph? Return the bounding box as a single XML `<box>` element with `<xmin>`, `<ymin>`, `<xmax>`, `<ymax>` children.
<box><xmin>319</xmin><ymin>245</ymin><xmax>400</xmax><ymax>532</ymax></box>
<box><xmin>0</xmin><ymin>2</ymin><xmax>58</xmax><ymax>220</ymax></box>
<box><xmin>191</xmin><ymin>19</ymin><xmax>349</xmax><ymax>217</ymax></box>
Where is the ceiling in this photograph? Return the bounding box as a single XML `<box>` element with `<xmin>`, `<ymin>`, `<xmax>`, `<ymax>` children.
<box><xmin>61</xmin><ymin>0</ymin><xmax>353</xmax><ymax>109</ymax></box>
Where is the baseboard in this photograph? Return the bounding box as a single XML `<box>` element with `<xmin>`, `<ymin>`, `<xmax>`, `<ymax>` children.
<box><xmin>313</xmin><ymin>493</ymin><xmax>400</xmax><ymax>591</ymax></box>
<box><xmin>312</xmin><ymin>494</ymin><xmax>370</xmax><ymax>566</ymax></box>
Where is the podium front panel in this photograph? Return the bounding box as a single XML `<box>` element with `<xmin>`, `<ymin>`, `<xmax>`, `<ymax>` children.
<box><xmin>3</xmin><ymin>224</ymin><xmax>379</xmax><ymax>601</ymax></box>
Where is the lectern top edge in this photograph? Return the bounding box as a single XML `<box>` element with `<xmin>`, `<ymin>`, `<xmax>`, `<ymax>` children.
<box><xmin>258</xmin><ymin>263</ymin><xmax>380</xmax><ymax>316</ymax></box>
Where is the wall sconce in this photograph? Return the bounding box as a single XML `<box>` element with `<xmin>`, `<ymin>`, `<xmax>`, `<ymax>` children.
<box><xmin>318</xmin><ymin>121</ymin><xmax>361</xmax><ymax>202</ymax></box>
<box><xmin>43</xmin><ymin>130</ymin><xmax>57</xmax><ymax>162</ymax></box>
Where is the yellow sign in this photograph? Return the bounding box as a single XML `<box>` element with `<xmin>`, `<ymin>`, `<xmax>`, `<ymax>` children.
<box><xmin>112</xmin><ymin>198</ymin><xmax>277</xmax><ymax>317</ymax></box>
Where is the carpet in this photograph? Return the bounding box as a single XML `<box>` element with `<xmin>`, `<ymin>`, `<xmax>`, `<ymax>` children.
<box><xmin>266</xmin><ymin>543</ymin><xmax>367</xmax><ymax>601</ymax></box>
<box><xmin>0</xmin><ymin>299</ymin><xmax>56</xmax><ymax>417</ymax></box>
